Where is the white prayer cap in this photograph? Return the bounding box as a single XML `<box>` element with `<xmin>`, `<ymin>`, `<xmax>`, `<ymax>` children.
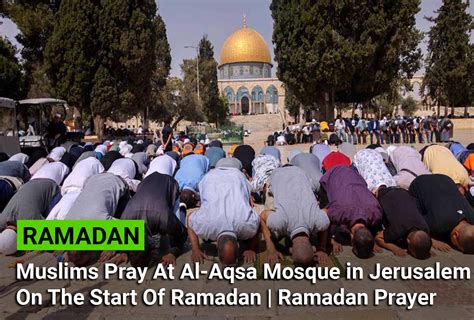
<box><xmin>48</xmin><ymin>146</ymin><xmax>66</xmax><ymax>162</ymax></box>
<box><xmin>0</xmin><ymin>228</ymin><xmax>17</xmax><ymax>255</ymax></box>
<box><xmin>119</xmin><ymin>141</ymin><xmax>128</xmax><ymax>148</ymax></box>
<box><xmin>124</xmin><ymin>153</ymin><xmax>133</xmax><ymax>158</ymax></box>
<box><xmin>136</xmin><ymin>140</ymin><xmax>144</xmax><ymax>144</ymax></box>
<box><xmin>183</xmin><ymin>138</ymin><xmax>190</xmax><ymax>144</ymax></box>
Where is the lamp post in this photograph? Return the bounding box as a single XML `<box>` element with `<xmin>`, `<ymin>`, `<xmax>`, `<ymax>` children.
<box><xmin>184</xmin><ymin>45</ymin><xmax>200</xmax><ymax>102</ymax></box>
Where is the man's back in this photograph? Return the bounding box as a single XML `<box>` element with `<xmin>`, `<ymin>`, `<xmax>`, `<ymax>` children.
<box><xmin>121</xmin><ymin>172</ymin><xmax>180</xmax><ymax>236</ymax></box>
<box><xmin>320</xmin><ymin>166</ymin><xmax>382</xmax><ymax>228</ymax></box>
<box><xmin>65</xmin><ymin>173</ymin><xmax>128</xmax><ymax>220</ymax></box>
<box><xmin>189</xmin><ymin>167</ymin><xmax>258</xmax><ymax>241</ymax></box>
<box><xmin>268</xmin><ymin>166</ymin><xmax>329</xmax><ymax>238</ymax></box>
<box><xmin>175</xmin><ymin>154</ymin><xmax>209</xmax><ymax>191</ymax></box>
<box><xmin>409</xmin><ymin>174</ymin><xmax>474</xmax><ymax>239</ymax></box>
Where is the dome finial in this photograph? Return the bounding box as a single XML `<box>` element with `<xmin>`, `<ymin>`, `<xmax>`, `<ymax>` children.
<box><xmin>243</xmin><ymin>14</ymin><xmax>247</xmax><ymax>28</ymax></box>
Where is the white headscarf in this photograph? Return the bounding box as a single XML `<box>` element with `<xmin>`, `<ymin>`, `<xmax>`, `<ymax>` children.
<box><xmin>119</xmin><ymin>144</ymin><xmax>133</xmax><ymax>156</ymax></box>
<box><xmin>107</xmin><ymin>158</ymin><xmax>140</xmax><ymax>192</ymax></box>
<box><xmin>48</xmin><ymin>146</ymin><xmax>66</xmax><ymax>162</ymax></box>
<box><xmin>8</xmin><ymin>153</ymin><xmax>29</xmax><ymax>164</ymax></box>
<box><xmin>61</xmin><ymin>157</ymin><xmax>104</xmax><ymax>194</ymax></box>
<box><xmin>95</xmin><ymin>145</ymin><xmax>107</xmax><ymax>156</ymax></box>
<box><xmin>145</xmin><ymin>154</ymin><xmax>177</xmax><ymax>178</ymax></box>
<box><xmin>31</xmin><ymin>162</ymin><xmax>70</xmax><ymax>185</ymax></box>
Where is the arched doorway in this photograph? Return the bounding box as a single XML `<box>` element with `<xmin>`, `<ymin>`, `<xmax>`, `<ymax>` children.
<box><xmin>241</xmin><ymin>96</ymin><xmax>250</xmax><ymax>114</ymax></box>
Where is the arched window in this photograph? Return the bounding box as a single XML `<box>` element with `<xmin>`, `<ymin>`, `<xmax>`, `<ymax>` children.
<box><xmin>237</xmin><ymin>86</ymin><xmax>249</xmax><ymax>101</ymax></box>
<box><xmin>266</xmin><ymin>85</ymin><xmax>278</xmax><ymax>104</ymax></box>
<box><xmin>251</xmin><ymin>86</ymin><xmax>264</xmax><ymax>102</ymax></box>
<box><xmin>223</xmin><ymin>87</ymin><xmax>235</xmax><ymax>103</ymax></box>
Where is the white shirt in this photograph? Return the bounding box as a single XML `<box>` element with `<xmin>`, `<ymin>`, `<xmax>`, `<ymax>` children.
<box><xmin>277</xmin><ymin>135</ymin><xmax>286</xmax><ymax>143</ymax></box>
<box><xmin>334</xmin><ymin>119</ymin><xmax>346</xmax><ymax>130</ymax></box>
<box><xmin>48</xmin><ymin>147</ymin><xmax>66</xmax><ymax>162</ymax></box>
<box><xmin>61</xmin><ymin>157</ymin><xmax>104</xmax><ymax>194</ymax></box>
<box><xmin>31</xmin><ymin>162</ymin><xmax>70</xmax><ymax>185</ymax></box>
<box><xmin>108</xmin><ymin>158</ymin><xmax>140</xmax><ymax>192</ymax></box>
<box><xmin>145</xmin><ymin>155</ymin><xmax>177</xmax><ymax>178</ymax></box>
<box><xmin>47</xmin><ymin>192</ymin><xmax>81</xmax><ymax>220</ymax></box>
<box><xmin>189</xmin><ymin>167</ymin><xmax>259</xmax><ymax>241</ymax></box>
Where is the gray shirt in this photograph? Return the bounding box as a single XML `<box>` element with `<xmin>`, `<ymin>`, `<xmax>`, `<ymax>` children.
<box><xmin>0</xmin><ymin>161</ymin><xmax>31</xmax><ymax>182</ymax></box>
<box><xmin>65</xmin><ymin>173</ymin><xmax>129</xmax><ymax>220</ymax></box>
<box><xmin>189</xmin><ymin>167</ymin><xmax>259</xmax><ymax>241</ymax></box>
<box><xmin>0</xmin><ymin>178</ymin><xmax>59</xmax><ymax>228</ymax></box>
<box><xmin>289</xmin><ymin>153</ymin><xmax>322</xmax><ymax>192</ymax></box>
<box><xmin>267</xmin><ymin>166</ymin><xmax>329</xmax><ymax>239</ymax></box>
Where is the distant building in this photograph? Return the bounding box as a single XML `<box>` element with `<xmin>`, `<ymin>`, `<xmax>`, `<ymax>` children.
<box><xmin>217</xmin><ymin>19</ymin><xmax>285</xmax><ymax>115</ymax></box>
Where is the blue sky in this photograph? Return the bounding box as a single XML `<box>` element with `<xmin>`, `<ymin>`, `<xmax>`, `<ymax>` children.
<box><xmin>1</xmin><ymin>0</ymin><xmax>472</xmax><ymax>77</ymax></box>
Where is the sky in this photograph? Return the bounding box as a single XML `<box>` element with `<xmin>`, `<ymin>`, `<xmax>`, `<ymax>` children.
<box><xmin>1</xmin><ymin>0</ymin><xmax>472</xmax><ymax>77</ymax></box>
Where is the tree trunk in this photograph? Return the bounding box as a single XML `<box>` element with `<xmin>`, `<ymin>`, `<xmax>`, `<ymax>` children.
<box><xmin>142</xmin><ymin>107</ymin><xmax>149</xmax><ymax>130</ymax></box>
<box><xmin>450</xmin><ymin>105</ymin><xmax>455</xmax><ymax>116</ymax></box>
<box><xmin>464</xmin><ymin>106</ymin><xmax>468</xmax><ymax>118</ymax></box>
<box><xmin>351</xmin><ymin>103</ymin><xmax>356</xmax><ymax>118</ymax></box>
<box><xmin>437</xmin><ymin>100</ymin><xmax>441</xmax><ymax>116</ymax></box>
<box><xmin>93</xmin><ymin>114</ymin><xmax>105</xmax><ymax>142</ymax></box>
<box><xmin>172</xmin><ymin>116</ymin><xmax>184</xmax><ymax>130</ymax></box>
<box><xmin>444</xmin><ymin>104</ymin><xmax>448</xmax><ymax>117</ymax></box>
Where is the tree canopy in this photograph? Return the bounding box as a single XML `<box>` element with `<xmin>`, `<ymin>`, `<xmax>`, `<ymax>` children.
<box><xmin>422</xmin><ymin>0</ymin><xmax>473</xmax><ymax>115</ymax></box>
<box><xmin>271</xmin><ymin>0</ymin><xmax>422</xmax><ymax>121</ymax></box>
<box><xmin>0</xmin><ymin>36</ymin><xmax>24</xmax><ymax>99</ymax></box>
<box><xmin>198</xmin><ymin>35</ymin><xmax>228</xmax><ymax>126</ymax></box>
<box><xmin>43</xmin><ymin>0</ymin><xmax>162</xmax><ymax>139</ymax></box>
<box><xmin>4</xmin><ymin>1</ymin><xmax>60</xmax><ymax>97</ymax></box>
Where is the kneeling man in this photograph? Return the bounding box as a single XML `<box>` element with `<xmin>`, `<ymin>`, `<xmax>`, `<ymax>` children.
<box><xmin>187</xmin><ymin>166</ymin><xmax>259</xmax><ymax>265</ymax></box>
<box><xmin>260</xmin><ymin>166</ymin><xmax>330</xmax><ymax>266</ymax></box>
<box><xmin>409</xmin><ymin>174</ymin><xmax>474</xmax><ymax>254</ymax></box>
<box><xmin>375</xmin><ymin>186</ymin><xmax>432</xmax><ymax>259</ymax></box>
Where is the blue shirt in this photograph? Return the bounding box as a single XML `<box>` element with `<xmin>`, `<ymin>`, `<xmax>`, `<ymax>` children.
<box><xmin>174</xmin><ymin>154</ymin><xmax>210</xmax><ymax>192</ymax></box>
<box><xmin>260</xmin><ymin>146</ymin><xmax>281</xmax><ymax>163</ymax></box>
<box><xmin>205</xmin><ymin>147</ymin><xmax>226</xmax><ymax>168</ymax></box>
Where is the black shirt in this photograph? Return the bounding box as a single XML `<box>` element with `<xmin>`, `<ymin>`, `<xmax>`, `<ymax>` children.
<box><xmin>121</xmin><ymin>172</ymin><xmax>185</xmax><ymax>254</ymax></box>
<box><xmin>378</xmin><ymin>187</ymin><xmax>429</xmax><ymax>244</ymax></box>
<box><xmin>409</xmin><ymin>174</ymin><xmax>474</xmax><ymax>240</ymax></box>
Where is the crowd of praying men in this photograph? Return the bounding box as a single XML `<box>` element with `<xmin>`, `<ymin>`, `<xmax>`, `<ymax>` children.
<box><xmin>0</xmin><ymin>133</ymin><xmax>473</xmax><ymax>268</ymax></box>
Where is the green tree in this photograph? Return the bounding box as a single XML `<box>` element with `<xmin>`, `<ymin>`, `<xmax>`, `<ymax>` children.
<box><xmin>154</xmin><ymin>75</ymin><xmax>205</xmax><ymax>129</ymax></box>
<box><xmin>44</xmin><ymin>0</ymin><xmax>158</xmax><ymax>140</ymax></box>
<box><xmin>198</xmin><ymin>35</ymin><xmax>228</xmax><ymax>126</ymax></box>
<box><xmin>148</xmin><ymin>14</ymin><xmax>171</xmax><ymax>127</ymax></box>
<box><xmin>400</xmin><ymin>96</ymin><xmax>418</xmax><ymax>116</ymax></box>
<box><xmin>422</xmin><ymin>0</ymin><xmax>473</xmax><ymax>117</ymax></box>
<box><xmin>285</xmin><ymin>88</ymin><xmax>302</xmax><ymax>122</ymax></box>
<box><xmin>44</xmin><ymin>0</ymin><xmax>98</xmax><ymax>113</ymax></box>
<box><xmin>271</xmin><ymin>0</ymin><xmax>422</xmax><ymax>121</ymax></box>
<box><xmin>0</xmin><ymin>36</ymin><xmax>24</xmax><ymax>99</ymax></box>
<box><xmin>5</xmin><ymin>1</ymin><xmax>61</xmax><ymax>97</ymax></box>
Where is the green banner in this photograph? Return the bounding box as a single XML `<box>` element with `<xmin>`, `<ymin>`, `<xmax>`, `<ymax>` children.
<box><xmin>17</xmin><ymin>220</ymin><xmax>145</xmax><ymax>251</ymax></box>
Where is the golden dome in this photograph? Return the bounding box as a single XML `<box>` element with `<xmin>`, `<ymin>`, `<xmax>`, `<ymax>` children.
<box><xmin>220</xmin><ymin>26</ymin><xmax>272</xmax><ymax>66</ymax></box>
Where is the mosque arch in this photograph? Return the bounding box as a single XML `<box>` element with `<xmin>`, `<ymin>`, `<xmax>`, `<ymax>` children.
<box><xmin>223</xmin><ymin>86</ymin><xmax>235</xmax><ymax>103</ymax></box>
<box><xmin>266</xmin><ymin>85</ymin><xmax>278</xmax><ymax>104</ymax></box>
<box><xmin>237</xmin><ymin>86</ymin><xmax>250</xmax><ymax>101</ymax></box>
<box><xmin>237</xmin><ymin>86</ymin><xmax>250</xmax><ymax>114</ymax></box>
<box><xmin>251</xmin><ymin>85</ymin><xmax>264</xmax><ymax>101</ymax></box>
